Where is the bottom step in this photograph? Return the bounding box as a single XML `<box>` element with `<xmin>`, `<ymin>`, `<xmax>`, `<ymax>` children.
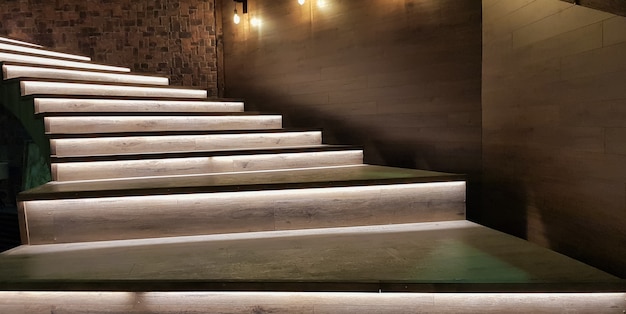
<box><xmin>0</xmin><ymin>221</ymin><xmax>621</xmax><ymax>292</ymax></box>
<box><xmin>0</xmin><ymin>291</ymin><xmax>624</xmax><ymax>314</ymax></box>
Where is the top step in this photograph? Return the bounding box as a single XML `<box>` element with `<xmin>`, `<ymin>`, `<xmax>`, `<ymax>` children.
<box><xmin>0</xmin><ymin>36</ymin><xmax>42</xmax><ymax>48</ymax></box>
<box><xmin>0</xmin><ymin>51</ymin><xmax>130</xmax><ymax>72</ymax></box>
<box><xmin>0</xmin><ymin>41</ymin><xmax>90</xmax><ymax>62</ymax></box>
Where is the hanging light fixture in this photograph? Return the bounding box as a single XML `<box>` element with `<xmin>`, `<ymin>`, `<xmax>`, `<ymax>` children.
<box><xmin>233</xmin><ymin>8</ymin><xmax>241</xmax><ymax>24</ymax></box>
<box><xmin>298</xmin><ymin>0</ymin><xmax>305</xmax><ymax>5</ymax></box>
<box><xmin>232</xmin><ymin>0</ymin><xmax>248</xmax><ymax>25</ymax></box>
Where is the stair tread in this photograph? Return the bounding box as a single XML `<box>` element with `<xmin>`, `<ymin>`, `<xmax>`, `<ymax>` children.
<box><xmin>51</xmin><ymin>144</ymin><xmax>362</xmax><ymax>162</ymax></box>
<box><xmin>15</xmin><ymin>77</ymin><xmax>207</xmax><ymax>90</ymax></box>
<box><xmin>0</xmin><ymin>221</ymin><xmax>620</xmax><ymax>292</ymax></box>
<box><xmin>0</xmin><ymin>36</ymin><xmax>43</xmax><ymax>48</ymax></box>
<box><xmin>15</xmin><ymin>78</ymin><xmax>208</xmax><ymax>99</ymax></box>
<box><xmin>47</xmin><ymin>127</ymin><xmax>321</xmax><ymax>139</ymax></box>
<box><xmin>0</xmin><ymin>42</ymin><xmax>91</xmax><ymax>61</ymax></box>
<box><xmin>2</xmin><ymin>63</ymin><xmax>169</xmax><ymax>85</ymax></box>
<box><xmin>18</xmin><ymin>165</ymin><xmax>464</xmax><ymax>201</ymax></box>
<box><xmin>0</xmin><ymin>50</ymin><xmax>129</xmax><ymax>72</ymax></box>
<box><xmin>42</xmin><ymin>111</ymin><xmax>267</xmax><ymax>117</ymax></box>
<box><xmin>33</xmin><ymin>97</ymin><xmax>244</xmax><ymax>114</ymax></box>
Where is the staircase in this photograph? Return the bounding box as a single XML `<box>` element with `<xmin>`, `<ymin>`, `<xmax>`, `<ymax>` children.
<box><xmin>0</xmin><ymin>37</ymin><xmax>623</xmax><ymax>313</ymax></box>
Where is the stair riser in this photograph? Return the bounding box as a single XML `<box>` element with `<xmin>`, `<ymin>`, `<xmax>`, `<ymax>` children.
<box><xmin>20</xmin><ymin>182</ymin><xmax>466</xmax><ymax>244</ymax></box>
<box><xmin>34</xmin><ymin>98</ymin><xmax>244</xmax><ymax>114</ymax></box>
<box><xmin>51</xmin><ymin>151</ymin><xmax>364</xmax><ymax>181</ymax></box>
<box><xmin>3</xmin><ymin>65</ymin><xmax>169</xmax><ymax>85</ymax></box>
<box><xmin>0</xmin><ymin>52</ymin><xmax>129</xmax><ymax>72</ymax></box>
<box><xmin>50</xmin><ymin>132</ymin><xmax>323</xmax><ymax>157</ymax></box>
<box><xmin>44</xmin><ymin>116</ymin><xmax>282</xmax><ymax>134</ymax></box>
<box><xmin>20</xmin><ymin>81</ymin><xmax>207</xmax><ymax>98</ymax></box>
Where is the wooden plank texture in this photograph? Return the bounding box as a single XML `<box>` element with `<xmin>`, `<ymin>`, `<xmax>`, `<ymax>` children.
<box><xmin>221</xmin><ymin>0</ymin><xmax>482</xmax><ymax>217</ymax></box>
<box><xmin>483</xmin><ymin>0</ymin><xmax>626</xmax><ymax>278</ymax></box>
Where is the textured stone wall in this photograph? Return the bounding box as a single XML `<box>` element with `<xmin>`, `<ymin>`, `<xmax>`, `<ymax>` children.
<box><xmin>0</xmin><ymin>0</ymin><xmax>219</xmax><ymax>94</ymax></box>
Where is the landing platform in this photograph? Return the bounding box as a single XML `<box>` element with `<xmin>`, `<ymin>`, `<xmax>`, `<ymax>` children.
<box><xmin>0</xmin><ymin>221</ymin><xmax>622</xmax><ymax>292</ymax></box>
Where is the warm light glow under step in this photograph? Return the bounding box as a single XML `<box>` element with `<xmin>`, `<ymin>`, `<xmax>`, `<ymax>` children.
<box><xmin>44</xmin><ymin>115</ymin><xmax>282</xmax><ymax>134</ymax></box>
<box><xmin>51</xmin><ymin>149</ymin><xmax>364</xmax><ymax>181</ymax></box>
<box><xmin>50</xmin><ymin>131</ymin><xmax>323</xmax><ymax>157</ymax></box>
<box><xmin>3</xmin><ymin>64</ymin><xmax>169</xmax><ymax>85</ymax></box>
<box><xmin>20</xmin><ymin>181</ymin><xmax>465</xmax><ymax>244</ymax></box>
<box><xmin>0</xmin><ymin>52</ymin><xmax>130</xmax><ymax>72</ymax></box>
<box><xmin>20</xmin><ymin>81</ymin><xmax>207</xmax><ymax>98</ymax></box>
<box><xmin>34</xmin><ymin>98</ymin><xmax>244</xmax><ymax>114</ymax></box>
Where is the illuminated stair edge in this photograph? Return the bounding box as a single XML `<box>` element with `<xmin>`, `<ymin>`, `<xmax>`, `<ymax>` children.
<box><xmin>51</xmin><ymin>150</ymin><xmax>364</xmax><ymax>181</ymax></box>
<box><xmin>49</xmin><ymin>131</ymin><xmax>324</xmax><ymax>157</ymax></box>
<box><xmin>20</xmin><ymin>181</ymin><xmax>466</xmax><ymax>244</ymax></box>
<box><xmin>34</xmin><ymin>98</ymin><xmax>245</xmax><ymax>113</ymax></box>
<box><xmin>3</xmin><ymin>64</ymin><xmax>169</xmax><ymax>85</ymax></box>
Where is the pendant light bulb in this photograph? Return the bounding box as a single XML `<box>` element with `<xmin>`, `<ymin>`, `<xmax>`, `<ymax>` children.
<box><xmin>233</xmin><ymin>9</ymin><xmax>241</xmax><ymax>24</ymax></box>
<box><xmin>298</xmin><ymin>0</ymin><xmax>305</xmax><ymax>5</ymax></box>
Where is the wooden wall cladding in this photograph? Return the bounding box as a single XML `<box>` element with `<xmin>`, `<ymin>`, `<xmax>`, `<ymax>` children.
<box><xmin>0</xmin><ymin>0</ymin><xmax>219</xmax><ymax>94</ymax></box>
<box><xmin>483</xmin><ymin>0</ymin><xmax>626</xmax><ymax>277</ymax></box>
<box><xmin>220</xmin><ymin>0</ymin><xmax>482</xmax><ymax>216</ymax></box>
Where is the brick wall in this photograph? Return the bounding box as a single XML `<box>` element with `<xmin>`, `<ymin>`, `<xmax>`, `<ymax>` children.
<box><xmin>483</xmin><ymin>0</ymin><xmax>626</xmax><ymax>277</ymax></box>
<box><xmin>0</xmin><ymin>0</ymin><xmax>219</xmax><ymax>94</ymax></box>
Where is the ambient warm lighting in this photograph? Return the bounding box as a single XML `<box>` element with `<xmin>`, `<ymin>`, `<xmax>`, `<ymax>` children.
<box><xmin>233</xmin><ymin>9</ymin><xmax>241</xmax><ymax>24</ymax></box>
<box><xmin>0</xmin><ymin>52</ymin><xmax>130</xmax><ymax>72</ymax></box>
<box><xmin>317</xmin><ymin>0</ymin><xmax>328</xmax><ymax>8</ymax></box>
<box><xmin>2</xmin><ymin>65</ymin><xmax>169</xmax><ymax>85</ymax></box>
<box><xmin>20</xmin><ymin>81</ymin><xmax>208</xmax><ymax>98</ymax></box>
<box><xmin>250</xmin><ymin>17</ymin><xmax>262</xmax><ymax>27</ymax></box>
<box><xmin>44</xmin><ymin>115</ymin><xmax>282</xmax><ymax>134</ymax></box>
<box><xmin>33</xmin><ymin>98</ymin><xmax>245</xmax><ymax>114</ymax></box>
<box><xmin>52</xmin><ymin>150</ymin><xmax>363</xmax><ymax>181</ymax></box>
<box><xmin>50</xmin><ymin>131</ymin><xmax>323</xmax><ymax>157</ymax></box>
<box><xmin>298</xmin><ymin>0</ymin><xmax>305</xmax><ymax>5</ymax></box>
<box><xmin>0</xmin><ymin>42</ymin><xmax>90</xmax><ymax>61</ymax></box>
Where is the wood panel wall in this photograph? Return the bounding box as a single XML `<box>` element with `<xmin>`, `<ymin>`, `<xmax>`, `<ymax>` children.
<box><xmin>220</xmin><ymin>0</ymin><xmax>482</xmax><ymax>216</ymax></box>
<box><xmin>483</xmin><ymin>0</ymin><xmax>626</xmax><ymax>277</ymax></box>
<box><xmin>0</xmin><ymin>0</ymin><xmax>219</xmax><ymax>93</ymax></box>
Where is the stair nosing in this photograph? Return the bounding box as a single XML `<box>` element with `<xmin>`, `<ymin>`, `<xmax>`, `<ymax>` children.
<box><xmin>12</xmin><ymin>77</ymin><xmax>208</xmax><ymax>90</ymax></box>
<box><xmin>17</xmin><ymin>165</ymin><xmax>465</xmax><ymax>201</ymax></box>
<box><xmin>38</xmin><ymin>111</ymin><xmax>272</xmax><ymax>117</ymax></box>
<box><xmin>47</xmin><ymin>128</ymin><xmax>322</xmax><ymax>139</ymax></box>
<box><xmin>50</xmin><ymin>145</ymin><xmax>363</xmax><ymax>163</ymax></box>
<box><xmin>29</xmin><ymin>94</ymin><xmax>244</xmax><ymax>102</ymax></box>
<box><xmin>0</xmin><ymin>49</ymin><xmax>126</xmax><ymax>69</ymax></box>
<box><xmin>1</xmin><ymin>61</ymin><xmax>169</xmax><ymax>79</ymax></box>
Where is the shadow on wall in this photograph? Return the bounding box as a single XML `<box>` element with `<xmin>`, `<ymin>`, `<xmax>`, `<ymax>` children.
<box><xmin>229</xmin><ymin>85</ymin><xmax>483</xmax><ymax>221</ymax></box>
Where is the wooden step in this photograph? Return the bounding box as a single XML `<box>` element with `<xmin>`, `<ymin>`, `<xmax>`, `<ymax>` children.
<box><xmin>0</xmin><ymin>42</ymin><xmax>90</xmax><ymax>61</ymax></box>
<box><xmin>44</xmin><ymin>114</ymin><xmax>282</xmax><ymax>134</ymax></box>
<box><xmin>49</xmin><ymin>130</ymin><xmax>323</xmax><ymax>157</ymax></box>
<box><xmin>17</xmin><ymin>165</ymin><xmax>465</xmax><ymax>244</ymax></box>
<box><xmin>0</xmin><ymin>36</ymin><xmax>42</xmax><ymax>48</ymax></box>
<box><xmin>50</xmin><ymin>146</ymin><xmax>364</xmax><ymax>181</ymax></box>
<box><xmin>19</xmin><ymin>80</ymin><xmax>207</xmax><ymax>98</ymax></box>
<box><xmin>0</xmin><ymin>51</ymin><xmax>129</xmax><ymax>72</ymax></box>
<box><xmin>33</xmin><ymin>98</ymin><xmax>244</xmax><ymax>114</ymax></box>
<box><xmin>2</xmin><ymin>64</ymin><xmax>169</xmax><ymax>85</ymax></box>
<box><xmin>1</xmin><ymin>221</ymin><xmax>620</xmax><ymax>292</ymax></box>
